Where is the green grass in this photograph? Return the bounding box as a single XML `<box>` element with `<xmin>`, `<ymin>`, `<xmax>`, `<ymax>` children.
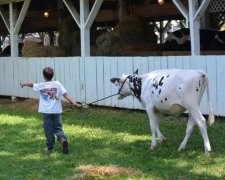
<box><xmin>0</xmin><ymin>99</ymin><xmax>225</xmax><ymax>179</ymax></box>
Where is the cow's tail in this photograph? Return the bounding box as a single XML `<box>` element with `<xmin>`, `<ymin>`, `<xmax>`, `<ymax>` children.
<box><xmin>202</xmin><ymin>73</ymin><xmax>215</xmax><ymax>126</ymax></box>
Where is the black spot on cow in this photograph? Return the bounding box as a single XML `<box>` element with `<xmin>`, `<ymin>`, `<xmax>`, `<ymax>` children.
<box><xmin>153</xmin><ymin>76</ymin><xmax>165</xmax><ymax>90</ymax></box>
<box><xmin>165</xmin><ymin>98</ymin><xmax>167</xmax><ymax>101</ymax></box>
<box><xmin>199</xmin><ymin>80</ymin><xmax>201</xmax><ymax>87</ymax></box>
<box><xmin>159</xmin><ymin>76</ymin><xmax>164</xmax><ymax>86</ymax></box>
<box><xmin>158</xmin><ymin>89</ymin><xmax>161</xmax><ymax>95</ymax></box>
<box><xmin>196</xmin><ymin>87</ymin><xmax>199</xmax><ymax>92</ymax></box>
<box><xmin>129</xmin><ymin>76</ymin><xmax>142</xmax><ymax>102</ymax></box>
<box><xmin>167</xmin><ymin>75</ymin><xmax>170</xmax><ymax>78</ymax></box>
<box><xmin>161</xmin><ymin>100</ymin><xmax>163</xmax><ymax>103</ymax></box>
<box><xmin>179</xmin><ymin>87</ymin><xmax>181</xmax><ymax>90</ymax></box>
<box><xmin>152</xmin><ymin>91</ymin><xmax>154</xmax><ymax>94</ymax></box>
<box><xmin>153</xmin><ymin>81</ymin><xmax>159</xmax><ymax>89</ymax></box>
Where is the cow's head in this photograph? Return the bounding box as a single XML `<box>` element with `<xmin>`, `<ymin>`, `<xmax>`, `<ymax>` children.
<box><xmin>110</xmin><ymin>69</ymin><xmax>139</xmax><ymax>99</ymax></box>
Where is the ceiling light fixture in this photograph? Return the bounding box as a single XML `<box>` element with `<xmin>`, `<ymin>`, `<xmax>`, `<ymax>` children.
<box><xmin>44</xmin><ymin>11</ymin><xmax>49</xmax><ymax>18</ymax></box>
<box><xmin>157</xmin><ymin>0</ymin><xmax>165</xmax><ymax>5</ymax></box>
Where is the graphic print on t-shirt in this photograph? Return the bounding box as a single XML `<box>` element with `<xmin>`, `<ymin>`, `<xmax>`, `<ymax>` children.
<box><xmin>40</xmin><ymin>88</ymin><xmax>59</xmax><ymax>101</ymax></box>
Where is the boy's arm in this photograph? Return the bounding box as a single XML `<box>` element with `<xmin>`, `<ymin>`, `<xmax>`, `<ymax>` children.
<box><xmin>63</xmin><ymin>93</ymin><xmax>81</xmax><ymax>108</ymax></box>
<box><xmin>20</xmin><ymin>82</ymin><xmax>33</xmax><ymax>88</ymax></box>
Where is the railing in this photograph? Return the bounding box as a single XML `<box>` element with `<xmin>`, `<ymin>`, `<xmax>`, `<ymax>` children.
<box><xmin>0</xmin><ymin>55</ymin><xmax>225</xmax><ymax>116</ymax></box>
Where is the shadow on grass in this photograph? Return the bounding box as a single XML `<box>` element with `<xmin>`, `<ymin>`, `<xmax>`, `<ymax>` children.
<box><xmin>1</xmin><ymin>131</ymin><xmax>224</xmax><ymax>179</ymax></box>
<box><xmin>64</xmin><ymin>107</ymin><xmax>158</xmax><ymax>135</ymax></box>
<box><xmin>1</xmin><ymin>106</ymin><xmax>152</xmax><ymax>136</ymax></box>
<box><xmin>0</xmin><ymin>107</ymin><xmax>225</xmax><ymax>179</ymax></box>
<box><xmin>72</xmin><ymin>135</ymin><xmax>225</xmax><ymax>179</ymax></box>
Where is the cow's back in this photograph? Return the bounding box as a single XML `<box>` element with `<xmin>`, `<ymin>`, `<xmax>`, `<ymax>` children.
<box><xmin>141</xmin><ymin>69</ymin><xmax>206</xmax><ymax>115</ymax></box>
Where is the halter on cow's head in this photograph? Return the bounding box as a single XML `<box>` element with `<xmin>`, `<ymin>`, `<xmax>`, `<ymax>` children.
<box><xmin>110</xmin><ymin>69</ymin><xmax>142</xmax><ymax>101</ymax></box>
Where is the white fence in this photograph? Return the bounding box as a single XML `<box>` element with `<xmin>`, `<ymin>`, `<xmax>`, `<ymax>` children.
<box><xmin>0</xmin><ymin>56</ymin><xmax>225</xmax><ymax>116</ymax></box>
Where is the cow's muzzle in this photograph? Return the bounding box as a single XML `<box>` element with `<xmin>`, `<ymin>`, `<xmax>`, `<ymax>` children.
<box><xmin>110</xmin><ymin>78</ymin><xmax>120</xmax><ymax>84</ymax></box>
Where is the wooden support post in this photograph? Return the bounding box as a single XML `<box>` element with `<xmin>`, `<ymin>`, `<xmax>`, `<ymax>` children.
<box><xmin>188</xmin><ymin>0</ymin><xmax>211</xmax><ymax>55</ymax></box>
<box><xmin>8</xmin><ymin>0</ymin><xmax>30</xmax><ymax>57</ymax></box>
<box><xmin>9</xmin><ymin>2</ymin><xmax>18</xmax><ymax>57</ymax></box>
<box><xmin>62</xmin><ymin>0</ymin><xmax>103</xmax><ymax>57</ymax></box>
<box><xmin>189</xmin><ymin>0</ymin><xmax>200</xmax><ymax>56</ymax></box>
<box><xmin>79</xmin><ymin>0</ymin><xmax>89</xmax><ymax>103</ymax></box>
<box><xmin>172</xmin><ymin>0</ymin><xmax>189</xmax><ymax>28</ymax></box>
<box><xmin>85</xmin><ymin>0</ymin><xmax>103</xmax><ymax>29</ymax></box>
<box><xmin>194</xmin><ymin>0</ymin><xmax>211</xmax><ymax>21</ymax></box>
<box><xmin>14</xmin><ymin>0</ymin><xmax>31</xmax><ymax>34</ymax></box>
<box><xmin>172</xmin><ymin>0</ymin><xmax>188</xmax><ymax>20</ymax></box>
<box><xmin>62</xmin><ymin>0</ymin><xmax>80</xmax><ymax>28</ymax></box>
<box><xmin>80</xmin><ymin>0</ymin><xmax>104</xmax><ymax>57</ymax></box>
<box><xmin>80</xmin><ymin>0</ymin><xmax>90</xmax><ymax>57</ymax></box>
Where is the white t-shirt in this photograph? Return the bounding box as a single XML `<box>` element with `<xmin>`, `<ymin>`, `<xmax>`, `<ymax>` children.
<box><xmin>33</xmin><ymin>81</ymin><xmax>67</xmax><ymax>114</ymax></box>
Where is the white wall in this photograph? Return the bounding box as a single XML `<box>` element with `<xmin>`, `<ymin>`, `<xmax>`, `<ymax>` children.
<box><xmin>0</xmin><ymin>56</ymin><xmax>224</xmax><ymax>116</ymax></box>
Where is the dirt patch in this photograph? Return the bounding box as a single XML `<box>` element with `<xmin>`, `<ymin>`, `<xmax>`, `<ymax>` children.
<box><xmin>0</xmin><ymin>97</ymin><xmax>73</xmax><ymax>113</ymax></box>
<box><xmin>0</xmin><ymin>98</ymin><xmax>39</xmax><ymax>112</ymax></box>
<box><xmin>13</xmin><ymin>99</ymin><xmax>39</xmax><ymax>112</ymax></box>
<box><xmin>72</xmin><ymin>165</ymin><xmax>142</xmax><ymax>179</ymax></box>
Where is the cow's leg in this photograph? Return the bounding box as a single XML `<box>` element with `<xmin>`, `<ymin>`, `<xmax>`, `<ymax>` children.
<box><xmin>178</xmin><ymin>115</ymin><xmax>196</xmax><ymax>152</ymax></box>
<box><xmin>179</xmin><ymin>87</ymin><xmax>211</xmax><ymax>155</ymax></box>
<box><xmin>146</xmin><ymin>107</ymin><xmax>159</xmax><ymax>149</ymax></box>
<box><xmin>190</xmin><ymin>110</ymin><xmax>211</xmax><ymax>155</ymax></box>
<box><xmin>155</xmin><ymin>119</ymin><xmax>167</xmax><ymax>143</ymax></box>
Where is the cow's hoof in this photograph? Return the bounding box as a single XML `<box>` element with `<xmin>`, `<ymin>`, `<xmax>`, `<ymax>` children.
<box><xmin>162</xmin><ymin>137</ymin><xmax>168</xmax><ymax>144</ymax></box>
<box><xmin>178</xmin><ymin>142</ymin><xmax>186</xmax><ymax>152</ymax></box>
<box><xmin>150</xmin><ymin>145</ymin><xmax>156</xmax><ymax>150</ymax></box>
<box><xmin>178</xmin><ymin>147</ymin><xmax>185</xmax><ymax>152</ymax></box>
<box><xmin>150</xmin><ymin>146</ymin><xmax>155</xmax><ymax>150</ymax></box>
<box><xmin>205</xmin><ymin>151</ymin><xmax>211</xmax><ymax>156</ymax></box>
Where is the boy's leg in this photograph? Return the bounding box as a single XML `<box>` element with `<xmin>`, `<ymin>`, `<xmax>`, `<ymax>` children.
<box><xmin>53</xmin><ymin>114</ymin><xmax>68</xmax><ymax>154</ymax></box>
<box><xmin>43</xmin><ymin>114</ymin><xmax>55</xmax><ymax>151</ymax></box>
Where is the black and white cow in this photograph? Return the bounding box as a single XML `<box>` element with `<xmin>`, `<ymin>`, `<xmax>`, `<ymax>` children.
<box><xmin>111</xmin><ymin>69</ymin><xmax>214</xmax><ymax>155</ymax></box>
<box><xmin>164</xmin><ymin>28</ymin><xmax>225</xmax><ymax>51</ymax></box>
<box><xmin>164</xmin><ymin>28</ymin><xmax>190</xmax><ymax>51</ymax></box>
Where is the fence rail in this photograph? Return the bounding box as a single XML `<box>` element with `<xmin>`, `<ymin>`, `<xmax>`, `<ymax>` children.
<box><xmin>0</xmin><ymin>56</ymin><xmax>224</xmax><ymax>116</ymax></box>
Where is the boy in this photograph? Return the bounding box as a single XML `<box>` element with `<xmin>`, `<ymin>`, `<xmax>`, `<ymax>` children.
<box><xmin>20</xmin><ymin>67</ymin><xmax>81</xmax><ymax>154</ymax></box>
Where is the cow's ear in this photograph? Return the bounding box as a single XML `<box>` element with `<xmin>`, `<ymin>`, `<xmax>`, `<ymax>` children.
<box><xmin>133</xmin><ymin>69</ymin><xmax>138</xmax><ymax>75</ymax></box>
<box><xmin>110</xmin><ymin>78</ymin><xmax>120</xmax><ymax>84</ymax></box>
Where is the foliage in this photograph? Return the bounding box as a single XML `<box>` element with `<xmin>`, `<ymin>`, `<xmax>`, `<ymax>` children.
<box><xmin>0</xmin><ymin>99</ymin><xmax>225</xmax><ymax>179</ymax></box>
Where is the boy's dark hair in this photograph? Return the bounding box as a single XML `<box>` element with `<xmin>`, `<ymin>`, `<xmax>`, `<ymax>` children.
<box><xmin>43</xmin><ymin>67</ymin><xmax>54</xmax><ymax>80</ymax></box>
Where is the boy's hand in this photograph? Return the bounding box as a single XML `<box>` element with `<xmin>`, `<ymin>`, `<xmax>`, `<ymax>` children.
<box><xmin>75</xmin><ymin>102</ymin><xmax>82</xmax><ymax>109</ymax></box>
<box><xmin>19</xmin><ymin>82</ymin><xmax>33</xmax><ymax>88</ymax></box>
<box><xmin>20</xmin><ymin>82</ymin><xmax>24</xmax><ymax>88</ymax></box>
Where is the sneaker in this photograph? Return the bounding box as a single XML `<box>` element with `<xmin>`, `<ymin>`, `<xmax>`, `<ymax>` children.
<box><xmin>61</xmin><ymin>141</ymin><xmax>69</xmax><ymax>154</ymax></box>
<box><xmin>44</xmin><ymin>147</ymin><xmax>54</xmax><ymax>154</ymax></box>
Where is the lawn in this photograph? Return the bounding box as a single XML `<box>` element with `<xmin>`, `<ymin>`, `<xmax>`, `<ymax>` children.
<box><xmin>0</xmin><ymin>98</ymin><xmax>225</xmax><ymax>179</ymax></box>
